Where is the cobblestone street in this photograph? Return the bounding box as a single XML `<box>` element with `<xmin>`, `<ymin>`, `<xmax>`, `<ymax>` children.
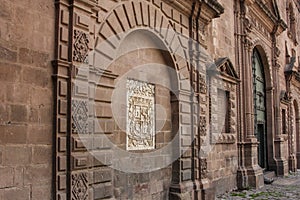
<box><xmin>217</xmin><ymin>170</ymin><xmax>300</xmax><ymax>200</ymax></box>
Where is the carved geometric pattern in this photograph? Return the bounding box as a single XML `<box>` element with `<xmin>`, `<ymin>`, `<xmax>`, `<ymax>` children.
<box><xmin>71</xmin><ymin>173</ymin><xmax>88</xmax><ymax>200</ymax></box>
<box><xmin>200</xmin><ymin>158</ymin><xmax>207</xmax><ymax>178</ymax></box>
<box><xmin>73</xmin><ymin>30</ymin><xmax>89</xmax><ymax>63</ymax></box>
<box><xmin>126</xmin><ymin>79</ymin><xmax>155</xmax><ymax>150</ymax></box>
<box><xmin>72</xmin><ymin>100</ymin><xmax>88</xmax><ymax>134</ymax></box>
<box><xmin>199</xmin><ymin>116</ymin><xmax>207</xmax><ymax>136</ymax></box>
<box><xmin>199</xmin><ymin>74</ymin><xmax>207</xmax><ymax>94</ymax></box>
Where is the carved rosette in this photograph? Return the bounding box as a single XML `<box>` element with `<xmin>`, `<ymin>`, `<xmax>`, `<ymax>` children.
<box><xmin>72</xmin><ymin>100</ymin><xmax>89</xmax><ymax>134</ymax></box>
<box><xmin>73</xmin><ymin>30</ymin><xmax>90</xmax><ymax>63</ymax></box>
<box><xmin>126</xmin><ymin>79</ymin><xmax>155</xmax><ymax>150</ymax></box>
<box><xmin>71</xmin><ymin>173</ymin><xmax>88</xmax><ymax>200</ymax></box>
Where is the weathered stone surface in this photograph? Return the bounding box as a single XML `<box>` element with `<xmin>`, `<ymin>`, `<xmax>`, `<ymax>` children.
<box><xmin>24</xmin><ymin>165</ymin><xmax>51</xmax><ymax>185</ymax></box>
<box><xmin>2</xmin><ymin>187</ymin><xmax>30</xmax><ymax>200</ymax></box>
<box><xmin>0</xmin><ymin>0</ymin><xmax>54</xmax><ymax>197</ymax></box>
<box><xmin>3</xmin><ymin>146</ymin><xmax>31</xmax><ymax>166</ymax></box>
<box><xmin>0</xmin><ymin>167</ymin><xmax>14</xmax><ymax>188</ymax></box>
<box><xmin>0</xmin><ymin>46</ymin><xmax>17</xmax><ymax>62</ymax></box>
<box><xmin>0</xmin><ymin>125</ymin><xmax>27</xmax><ymax>144</ymax></box>
<box><xmin>1</xmin><ymin>0</ymin><xmax>299</xmax><ymax>200</ymax></box>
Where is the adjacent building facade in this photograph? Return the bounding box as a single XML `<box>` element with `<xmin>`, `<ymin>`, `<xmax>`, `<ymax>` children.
<box><xmin>0</xmin><ymin>0</ymin><xmax>299</xmax><ymax>199</ymax></box>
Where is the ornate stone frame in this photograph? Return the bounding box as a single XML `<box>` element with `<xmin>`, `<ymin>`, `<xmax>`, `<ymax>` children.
<box><xmin>52</xmin><ymin>0</ymin><xmax>224</xmax><ymax>199</ymax></box>
<box><xmin>208</xmin><ymin>57</ymin><xmax>239</xmax><ymax>145</ymax></box>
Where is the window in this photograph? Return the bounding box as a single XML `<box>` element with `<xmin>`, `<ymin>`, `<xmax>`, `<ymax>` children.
<box><xmin>217</xmin><ymin>89</ymin><xmax>230</xmax><ymax>133</ymax></box>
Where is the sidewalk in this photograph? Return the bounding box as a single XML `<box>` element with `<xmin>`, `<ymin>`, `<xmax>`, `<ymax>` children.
<box><xmin>216</xmin><ymin>170</ymin><xmax>300</xmax><ymax>199</ymax></box>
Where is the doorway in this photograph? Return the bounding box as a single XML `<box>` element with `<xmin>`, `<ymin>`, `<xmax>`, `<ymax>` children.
<box><xmin>253</xmin><ymin>49</ymin><xmax>268</xmax><ymax>169</ymax></box>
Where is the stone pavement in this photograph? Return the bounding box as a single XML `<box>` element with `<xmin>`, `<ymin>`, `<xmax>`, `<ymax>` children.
<box><xmin>216</xmin><ymin>170</ymin><xmax>300</xmax><ymax>200</ymax></box>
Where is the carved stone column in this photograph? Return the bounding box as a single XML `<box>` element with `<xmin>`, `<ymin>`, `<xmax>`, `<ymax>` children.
<box><xmin>273</xmin><ymin>27</ymin><xmax>289</xmax><ymax>176</ymax></box>
<box><xmin>235</xmin><ymin>0</ymin><xmax>263</xmax><ymax>189</ymax></box>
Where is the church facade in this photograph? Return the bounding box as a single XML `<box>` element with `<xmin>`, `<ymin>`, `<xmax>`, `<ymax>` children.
<box><xmin>0</xmin><ymin>0</ymin><xmax>299</xmax><ymax>199</ymax></box>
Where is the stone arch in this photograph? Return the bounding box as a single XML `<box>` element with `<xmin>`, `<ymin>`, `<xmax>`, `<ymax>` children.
<box><xmin>251</xmin><ymin>41</ymin><xmax>273</xmax><ymax>89</ymax></box>
<box><xmin>92</xmin><ymin>1</ymin><xmax>195</xmax><ymax>197</ymax></box>
<box><xmin>294</xmin><ymin>100</ymin><xmax>300</xmax><ymax>169</ymax></box>
<box><xmin>94</xmin><ymin>0</ymin><xmax>190</xmax><ymax>86</ymax></box>
<box><xmin>251</xmin><ymin>44</ymin><xmax>274</xmax><ymax>169</ymax></box>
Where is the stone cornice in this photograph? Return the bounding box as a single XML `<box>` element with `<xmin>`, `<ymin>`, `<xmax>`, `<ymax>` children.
<box><xmin>163</xmin><ymin>0</ymin><xmax>194</xmax><ymax>16</ymax></box>
<box><xmin>248</xmin><ymin>0</ymin><xmax>287</xmax><ymax>34</ymax></box>
<box><xmin>164</xmin><ymin>0</ymin><xmax>224</xmax><ymax>18</ymax></box>
<box><xmin>203</xmin><ymin>0</ymin><xmax>224</xmax><ymax>17</ymax></box>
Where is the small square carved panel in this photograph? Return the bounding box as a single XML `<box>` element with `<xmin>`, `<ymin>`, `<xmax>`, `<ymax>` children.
<box><xmin>71</xmin><ymin>172</ymin><xmax>88</xmax><ymax>200</ymax></box>
<box><xmin>126</xmin><ymin>79</ymin><xmax>155</xmax><ymax>150</ymax></box>
<box><xmin>72</xmin><ymin>100</ymin><xmax>89</xmax><ymax>134</ymax></box>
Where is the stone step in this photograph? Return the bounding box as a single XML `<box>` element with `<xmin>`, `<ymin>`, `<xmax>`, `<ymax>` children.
<box><xmin>264</xmin><ymin>171</ymin><xmax>276</xmax><ymax>179</ymax></box>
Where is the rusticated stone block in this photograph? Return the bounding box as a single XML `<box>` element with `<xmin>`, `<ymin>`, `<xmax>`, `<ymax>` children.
<box><xmin>94</xmin><ymin>182</ymin><xmax>113</xmax><ymax>199</ymax></box>
<box><xmin>27</xmin><ymin>125</ymin><xmax>52</xmax><ymax>145</ymax></box>
<box><xmin>3</xmin><ymin>187</ymin><xmax>30</xmax><ymax>200</ymax></box>
<box><xmin>0</xmin><ymin>125</ymin><xmax>27</xmax><ymax>144</ymax></box>
<box><xmin>22</xmin><ymin>67</ymin><xmax>50</xmax><ymax>87</ymax></box>
<box><xmin>13</xmin><ymin>166</ymin><xmax>24</xmax><ymax>187</ymax></box>
<box><xmin>0</xmin><ymin>45</ymin><xmax>17</xmax><ymax>62</ymax></box>
<box><xmin>93</xmin><ymin>168</ymin><xmax>112</xmax><ymax>183</ymax></box>
<box><xmin>3</xmin><ymin>146</ymin><xmax>31</xmax><ymax>166</ymax></box>
<box><xmin>19</xmin><ymin>48</ymin><xmax>49</xmax><ymax>68</ymax></box>
<box><xmin>31</xmin><ymin>184</ymin><xmax>51</xmax><ymax>200</ymax></box>
<box><xmin>24</xmin><ymin>165</ymin><xmax>51</xmax><ymax>185</ymax></box>
<box><xmin>32</xmin><ymin>146</ymin><xmax>52</xmax><ymax>164</ymax></box>
<box><xmin>0</xmin><ymin>167</ymin><xmax>14</xmax><ymax>189</ymax></box>
<box><xmin>0</xmin><ymin>63</ymin><xmax>21</xmax><ymax>83</ymax></box>
<box><xmin>6</xmin><ymin>84</ymin><xmax>30</xmax><ymax>104</ymax></box>
<box><xmin>58</xmin><ymin>175</ymin><xmax>66</xmax><ymax>190</ymax></box>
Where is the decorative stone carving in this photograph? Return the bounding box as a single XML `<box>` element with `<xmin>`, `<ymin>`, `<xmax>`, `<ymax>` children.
<box><xmin>200</xmin><ymin>158</ymin><xmax>207</xmax><ymax>178</ymax></box>
<box><xmin>126</xmin><ymin>79</ymin><xmax>155</xmax><ymax>150</ymax></box>
<box><xmin>199</xmin><ymin>116</ymin><xmax>207</xmax><ymax>136</ymax></box>
<box><xmin>73</xmin><ymin>30</ymin><xmax>89</xmax><ymax>63</ymax></box>
<box><xmin>72</xmin><ymin>100</ymin><xmax>89</xmax><ymax>134</ymax></box>
<box><xmin>215</xmin><ymin>133</ymin><xmax>236</xmax><ymax>144</ymax></box>
<box><xmin>199</xmin><ymin>74</ymin><xmax>207</xmax><ymax>94</ymax></box>
<box><xmin>244</xmin><ymin>17</ymin><xmax>253</xmax><ymax>33</ymax></box>
<box><xmin>71</xmin><ymin>173</ymin><xmax>88</xmax><ymax>200</ymax></box>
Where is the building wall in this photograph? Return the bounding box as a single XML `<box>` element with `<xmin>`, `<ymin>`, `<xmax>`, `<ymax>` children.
<box><xmin>205</xmin><ymin>0</ymin><xmax>238</xmax><ymax>195</ymax></box>
<box><xmin>0</xmin><ymin>0</ymin><xmax>54</xmax><ymax>199</ymax></box>
<box><xmin>107</xmin><ymin>34</ymin><xmax>175</xmax><ymax>199</ymax></box>
<box><xmin>208</xmin><ymin>0</ymin><xmax>236</xmax><ymax>64</ymax></box>
<box><xmin>0</xmin><ymin>0</ymin><xmax>300</xmax><ymax>200</ymax></box>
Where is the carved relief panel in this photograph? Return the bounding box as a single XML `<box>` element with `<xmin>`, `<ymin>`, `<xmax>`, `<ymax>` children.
<box><xmin>126</xmin><ymin>79</ymin><xmax>155</xmax><ymax>150</ymax></box>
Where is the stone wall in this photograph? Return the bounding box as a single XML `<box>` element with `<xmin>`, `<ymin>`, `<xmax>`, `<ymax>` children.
<box><xmin>277</xmin><ymin>0</ymin><xmax>300</xmax><ymax>172</ymax></box>
<box><xmin>1</xmin><ymin>0</ymin><xmax>299</xmax><ymax>199</ymax></box>
<box><xmin>205</xmin><ymin>0</ymin><xmax>239</xmax><ymax>194</ymax></box>
<box><xmin>0</xmin><ymin>0</ymin><xmax>54</xmax><ymax>199</ymax></box>
<box><xmin>108</xmin><ymin>37</ymin><xmax>175</xmax><ymax>199</ymax></box>
<box><xmin>208</xmin><ymin>0</ymin><xmax>236</xmax><ymax>65</ymax></box>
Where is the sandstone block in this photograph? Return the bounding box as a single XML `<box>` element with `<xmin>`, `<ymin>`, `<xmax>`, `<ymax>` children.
<box><xmin>3</xmin><ymin>146</ymin><xmax>31</xmax><ymax>166</ymax></box>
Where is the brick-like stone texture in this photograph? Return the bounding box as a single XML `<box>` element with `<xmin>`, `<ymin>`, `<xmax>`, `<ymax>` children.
<box><xmin>0</xmin><ymin>0</ymin><xmax>54</xmax><ymax>198</ymax></box>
